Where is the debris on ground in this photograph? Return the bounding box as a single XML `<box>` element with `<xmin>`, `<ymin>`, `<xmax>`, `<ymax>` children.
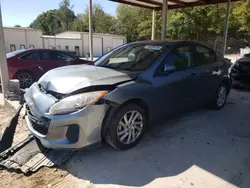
<box><xmin>0</xmin><ymin>105</ymin><xmax>28</xmax><ymax>145</ymax></box>
<box><xmin>0</xmin><ymin>105</ymin><xmax>74</xmax><ymax>174</ymax></box>
<box><xmin>0</xmin><ymin>136</ymin><xmax>74</xmax><ymax>173</ymax></box>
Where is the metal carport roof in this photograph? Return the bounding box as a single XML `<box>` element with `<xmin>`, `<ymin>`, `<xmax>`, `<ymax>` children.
<box><xmin>109</xmin><ymin>0</ymin><xmax>238</xmax><ymax>9</ymax></box>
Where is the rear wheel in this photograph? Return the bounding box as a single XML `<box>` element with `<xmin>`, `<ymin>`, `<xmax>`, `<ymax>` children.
<box><xmin>105</xmin><ymin>104</ymin><xmax>147</xmax><ymax>150</ymax></box>
<box><xmin>14</xmin><ymin>71</ymin><xmax>34</xmax><ymax>88</ymax></box>
<box><xmin>213</xmin><ymin>82</ymin><xmax>229</xmax><ymax>110</ymax></box>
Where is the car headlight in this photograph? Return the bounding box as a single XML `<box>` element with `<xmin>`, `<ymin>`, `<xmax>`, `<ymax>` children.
<box><xmin>49</xmin><ymin>90</ymin><xmax>108</xmax><ymax>115</ymax></box>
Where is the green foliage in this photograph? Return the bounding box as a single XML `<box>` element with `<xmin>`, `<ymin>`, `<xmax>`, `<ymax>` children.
<box><xmin>14</xmin><ymin>25</ymin><xmax>21</xmax><ymax>27</ymax></box>
<box><xmin>71</xmin><ymin>14</ymin><xmax>88</xmax><ymax>32</ymax></box>
<box><xmin>30</xmin><ymin>9</ymin><xmax>61</xmax><ymax>35</ymax></box>
<box><xmin>115</xmin><ymin>5</ymin><xmax>139</xmax><ymax>42</ymax></box>
<box><xmin>81</xmin><ymin>4</ymin><xmax>116</xmax><ymax>33</ymax></box>
<box><xmin>29</xmin><ymin>0</ymin><xmax>250</xmax><ymax>51</ymax></box>
<box><xmin>57</xmin><ymin>0</ymin><xmax>76</xmax><ymax>31</ymax></box>
<box><xmin>30</xmin><ymin>0</ymin><xmax>75</xmax><ymax>35</ymax></box>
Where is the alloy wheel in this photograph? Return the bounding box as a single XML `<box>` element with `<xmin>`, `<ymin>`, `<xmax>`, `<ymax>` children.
<box><xmin>217</xmin><ymin>85</ymin><xmax>227</xmax><ymax>107</ymax></box>
<box><xmin>117</xmin><ymin>110</ymin><xmax>143</xmax><ymax>144</ymax></box>
<box><xmin>17</xmin><ymin>73</ymin><xmax>33</xmax><ymax>88</ymax></box>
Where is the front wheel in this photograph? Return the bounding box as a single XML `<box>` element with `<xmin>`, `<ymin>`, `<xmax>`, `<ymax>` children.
<box><xmin>213</xmin><ymin>83</ymin><xmax>229</xmax><ymax>110</ymax></box>
<box><xmin>105</xmin><ymin>104</ymin><xmax>147</xmax><ymax>150</ymax></box>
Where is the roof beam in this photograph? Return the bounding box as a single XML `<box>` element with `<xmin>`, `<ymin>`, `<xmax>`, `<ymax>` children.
<box><xmin>168</xmin><ymin>0</ymin><xmax>238</xmax><ymax>9</ymax></box>
<box><xmin>110</xmin><ymin>0</ymin><xmax>240</xmax><ymax>10</ymax></box>
<box><xmin>168</xmin><ymin>0</ymin><xmax>186</xmax><ymax>6</ymax></box>
<box><xmin>197</xmin><ymin>0</ymin><xmax>207</xmax><ymax>3</ymax></box>
<box><xmin>137</xmin><ymin>0</ymin><xmax>162</xmax><ymax>6</ymax></box>
<box><xmin>109</xmin><ymin>0</ymin><xmax>155</xmax><ymax>9</ymax></box>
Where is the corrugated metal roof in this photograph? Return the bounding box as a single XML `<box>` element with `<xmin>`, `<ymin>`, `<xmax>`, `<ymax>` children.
<box><xmin>110</xmin><ymin>0</ymin><xmax>239</xmax><ymax>9</ymax></box>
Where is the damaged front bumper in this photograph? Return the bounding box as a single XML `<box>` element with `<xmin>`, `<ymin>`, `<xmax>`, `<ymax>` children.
<box><xmin>24</xmin><ymin>83</ymin><xmax>109</xmax><ymax>149</ymax></box>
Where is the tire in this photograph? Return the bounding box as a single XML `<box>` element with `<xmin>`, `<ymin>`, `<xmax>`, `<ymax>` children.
<box><xmin>105</xmin><ymin>103</ymin><xmax>147</xmax><ymax>150</ymax></box>
<box><xmin>14</xmin><ymin>71</ymin><xmax>34</xmax><ymax>88</ymax></box>
<box><xmin>212</xmin><ymin>82</ymin><xmax>229</xmax><ymax>110</ymax></box>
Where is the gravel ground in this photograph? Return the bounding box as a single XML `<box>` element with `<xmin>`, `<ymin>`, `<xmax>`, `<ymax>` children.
<box><xmin>1</xmin><ymin>88</ymin><xmax>250</xmax><ymax>188</ymax></box>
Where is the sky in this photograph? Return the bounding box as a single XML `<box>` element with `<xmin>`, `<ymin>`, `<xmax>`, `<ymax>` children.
<box><xmin>1</xmin><ymin>0</ymin><xmax>119</xmax><ymax>27</ymax></box>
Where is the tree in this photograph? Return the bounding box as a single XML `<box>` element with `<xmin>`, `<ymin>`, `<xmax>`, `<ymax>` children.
<box><xmin>115</xmin><ymin>5</ymin><xmax>162</xmax><ymax>41</ymax></box>
<box><xmin>81</xmin><ymin>4</ymin><xmax>116</xmax><ymax>34</ymax></box>
<box><xmin>28</xmin><ymin>0</ymin><xmax>250</xmax><ymax>52</ymax></box>
<box><xmin>57</xmin><ymin>0</ymin><xmax>76</xmax><ymax>31</ymax></box>
<box><xmin>14</xmin><ymin>25</ymin><xmax>21</xmax><ymax>27</ymax></box>
<box><xmin>71</xmin><ymin>14</ymin><xmax>88</xmax><ymax>32</ymax></box>
<box><xmin>30</xmin><ymin>0</ymin><xmax>75</xmax><ymax>34</ymax></box>
<box><xmin>137</xmin><ymin>8</ymin><xmax>162</xmax><ymax>40</ymax></box>
<box><xmin>115</xmin><ymin>5</ymin><xmax>139</xmax><ymax>42</ymax></box>
<box><xmin>30</xmin><ymin>10</ymin><xmax>61</xmax><ymax>35</ymax></box>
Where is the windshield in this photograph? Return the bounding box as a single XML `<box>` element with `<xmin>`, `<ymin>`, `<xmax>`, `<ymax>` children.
<box><xmin>6</xmin><ymin>49</ymin><xmax>27</xmax><ymax>58</ymax></box>
<box><xmin>95</xmin><ymin>44</ymin><xmax>165</xmax><ymax>71</ymax></box>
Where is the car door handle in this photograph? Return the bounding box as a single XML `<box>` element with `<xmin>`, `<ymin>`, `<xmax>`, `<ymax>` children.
<box><xmin>190</xmin><ymin>73</ymin><xmax>198</xmax><ymax>79</ymax></box>
<box><xmin>214</xmin><ymin>67</ymin><xmax>220</xmax><ymax>72</ymax></box>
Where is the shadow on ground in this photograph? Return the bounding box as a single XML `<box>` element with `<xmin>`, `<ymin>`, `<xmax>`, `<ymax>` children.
<box><xmin>63</xmin><ymin>89</ymin><xmax>250</xmax><ymax>187</ymax></box>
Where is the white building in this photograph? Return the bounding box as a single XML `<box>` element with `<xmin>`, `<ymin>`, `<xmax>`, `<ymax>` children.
<box><xmin>3</xmin><ymin>27</ymin><xmax>126</xmax><ymax>57</ymax></box>
<box><xmin>4</xmin><ymin>27</ymin><xmax>42</xmax><ymax>52</ymax></box>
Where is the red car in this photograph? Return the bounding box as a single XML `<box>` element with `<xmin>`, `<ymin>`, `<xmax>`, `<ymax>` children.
<box><xmin>6</xmin><ymin>49</ymin><xmax>90</xmax><ymax>88</ymax></box>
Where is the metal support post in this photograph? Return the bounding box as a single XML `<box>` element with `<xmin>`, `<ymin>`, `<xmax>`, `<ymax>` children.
<box><xmin>0</xmin><ymin>3</ymin><xmax>9</xmax><ymax>105</ymax></box>
<box><xmin>89</xmin><ymin>0</ymin><xmax>93</xmax><ymax>61</ymax></box>
<box><xmin>161</xmin><ymin>0</ymin><xmax>168</xmax><ymax>40</ymax></box>
<box><xmin>222</xmin><ymin>0</ymin><xmax>231</xmax><ymax>56</ymax></box>
<box><xmin>151</xmin><ymin>9</ymin><xmax>156</xmax><ymax>40</ymax></box>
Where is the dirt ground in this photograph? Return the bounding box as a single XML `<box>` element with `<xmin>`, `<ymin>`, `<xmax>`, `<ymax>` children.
<box><xmin>1</xmin><ymin>88</ymin><xmax>250</xmax><ymax>188</ymax></box>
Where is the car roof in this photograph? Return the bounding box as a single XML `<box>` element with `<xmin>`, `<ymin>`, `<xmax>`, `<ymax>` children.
<box><xmin>128</xmin><ymin>40</ymin><xmax>206</xmax><ymax>47</ymax></box>
<box><xmin>29</xmin><ymin>48</ymin><xmax>64</xmax><ymax>52</ymax></box>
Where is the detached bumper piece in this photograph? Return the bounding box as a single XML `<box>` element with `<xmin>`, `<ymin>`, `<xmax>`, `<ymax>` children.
<box><xmin>0</xmin><ymin>136</ymin><xmax>74</xmax><ymax>174</ymax></box>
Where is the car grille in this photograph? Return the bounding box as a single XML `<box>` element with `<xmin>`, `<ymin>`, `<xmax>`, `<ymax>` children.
<box><xmin>26</xmin><ymin>106</ymin><xmax>51</xmax><ymax>135</ymax></box>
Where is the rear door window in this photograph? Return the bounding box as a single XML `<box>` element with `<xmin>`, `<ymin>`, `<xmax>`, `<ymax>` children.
<box><xmin>48</xmin><ymin>51</ymin><xmax>60</xmax><ymax>60</ymax></box>
<box><xmin>194</xmin><ymin>45</ymin><xmax>216</xmax><ymax>66</ymax></box>
<box><xmin>163</xmin><ymin>45</ymin><xmax>194</xmax><ymax>70</ymax></box>
<box><xmin>41</xmin><ymin>51</ymin><xmax>51</xmax><ymax>60</ymax></box>
<box><xmin>41</xmin><ymin>51</ymin><xmax>74</xmax><ymax>61</ymax></box>
<box><xmin>41</xmin><ymin>51</ymin><xmax>60</xmax><ymax>61</ymax></box>
<box><xmin>57</xmin><ymin>52</ymin><xmax>74</xmax><ymax>61</ymax></box>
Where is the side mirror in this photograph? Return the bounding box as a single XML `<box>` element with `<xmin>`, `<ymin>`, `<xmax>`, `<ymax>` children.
<box><xmin>164</xmin><ymin>64</ymin><xmax>176</xmax><ymax>73</ymax></box>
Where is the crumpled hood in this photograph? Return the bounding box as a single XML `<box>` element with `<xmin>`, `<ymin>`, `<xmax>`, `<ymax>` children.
<box><xmin>38</xmin><ymin>65</ymin><xmax>137</xmax><ymax>94</ymax></box>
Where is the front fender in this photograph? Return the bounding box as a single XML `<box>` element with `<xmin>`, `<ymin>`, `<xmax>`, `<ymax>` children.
<box><xmin>102</xmin><ymin>80</ymin><xmax>156</xmax><ymax>122</ymax></box>
<box><xmin>103</xmin><ymin>80</ymin><xmax>153</xmax><ymax>106</ymax></box>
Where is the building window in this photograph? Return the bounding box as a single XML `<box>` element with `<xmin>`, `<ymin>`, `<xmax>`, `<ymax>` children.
<box><xmin>10</xmin><ymin>44</ymin><xmax>16</xmax><ymax>52</ymax></box>
<box><xmin>57</xmin><ymin>46</ymin><xmax>61</xmax><ymax>50</ymax></box>
<box><xmin>65</xmin><ymin>46</ymin><xmax>69</xmax><ymax>52</ymax></box>
<box><xmin>29</xmin><ymin>45</ymin><xmax>34</xmax><ymax>49</ymax></box>
<box><xmin>75</xmin><ymin>46</ymin><xmax>80</xmax><ymax>56</ymax></box>
<box><xmin>20</xmin><ymin>45</ymin><xmax>25</xmax><ymax>49</ymax></box>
